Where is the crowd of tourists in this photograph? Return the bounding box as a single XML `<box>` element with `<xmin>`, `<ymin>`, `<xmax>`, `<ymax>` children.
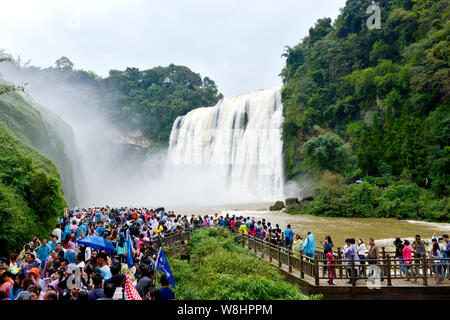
<box><xmin>1</xmin><ymin>206</ymin><xmax>449</xmax><ymax>300</ymax></box>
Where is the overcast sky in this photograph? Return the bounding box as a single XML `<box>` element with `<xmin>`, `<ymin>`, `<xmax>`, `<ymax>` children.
<box><xmin>0</xmin><ymin>0</ymin><xmax>346</xmax><ymax>97</ymax></box>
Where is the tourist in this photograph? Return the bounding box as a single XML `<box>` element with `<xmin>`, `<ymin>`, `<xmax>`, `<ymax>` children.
<box><xmin>9</xmin><ymin>272</ymin><xmax>24</xmax><ymax>300</ymax></box>
<box><xmin>238</xmin><ymin>219</ymin><xmax>248</xmax><ymax>234</ymax></box>
<box><xmin>412</xmin><ymin>235</ymin><xmax>427</xmax><ymax>259</ymax></box>
<box><xmin>343</xmin><ymin>238</ymin><xmax>360</xmax><ymax>284</ymax></box>
<box><xmin>112</xmin><ymin>274</ymin><xmax>126</xmax><ymax>300</ymax></box>
<box><xmin>412</xmin><ymin>234</ymin><xmax>428</xmax><ymax>277</ymax></box>
<box><xmin>293</xmin><ymin>234</ymin><xmax>303</xmax><ymax>255</ymax></box>
<box><xmin>159</xmin><ymin>274</ymin><xmax>175</xmax><ymax>300</ymax></box>
<box><xmin>95</xmin><ymin>252</ymin><xmax>112</xmax><ymax>281</ymax></box>
<box><xmin>248</xmin><ymin>224</ymin><xmax>256</xmax><ymax>237</ymax></box>
<box><xmin>302</xmin><ymin>232</ymin><xmax>316</xmax><ymax>258</ymax></box>
<box><xmin>325</xmin><ymin>248</ymin><xmax>336</xmax><ymax>285</ymax></box>
<box><xmin>356</xmin><ymin>238</ymin><xmax>366</xmax><ymax>276</ymax></box>
<box><xmin>136</xmin><ymin>265</ymin><xmax>154</xmax><ymax>300</ymax></box>
<box><xmin>88</xmin><ymin>272</ymin><xmax>105</xmax><ymax>300</ymax></box>
<box><xmin>116</xmin><ymin>236</ymin><xmax>128</xmax><ymax>263</ymax></box>
<box><xmin>284</xmin><ymin>224</ymin><xmax>295</xmax><ymax>249</ymax></box>
<box><xmin>98</xmin><ymin>282</ymin><xmax>116</xmax><ymax>300</ymax></box>
<box><xmin>430</xmin><ymin>243</ymin><xmax>444</xmax><ymax>284</ymax></box>
<box><xmin>52</xmin><ymin>224</ymin><xmax>62</xmax><ymax>242</ymax></box>
<box><xmin>394</xmin><ymin>237</ymin><xmax>405</xmax><ymax>275</ymax></box>
<box><xmin>323</xmin><ymin>236</ymin><xmax>333</xmax><ymax>278</ymax></box>
<box><xmin>367</xmin><ymin>238</ymin><xmax>383</xmax><ymax>281</ymax></box>
<box><xmin>443</xmin><ymin>234</ymin><xmax>449</xmax><ymax>277</ymax></box>
<box><xmin>21</xmin><ymin>253</ymin><xmax>40</xmax><ymax>275</ymax></box>
<box><xmin>402</xmin><ymin>240</ymin><xmax>415</xmax><ymax>280</ymax></box>
<box><xmin>0</xmin><ymin>271</ymin><xmax>14</xmax><ymax>298</ymax></box>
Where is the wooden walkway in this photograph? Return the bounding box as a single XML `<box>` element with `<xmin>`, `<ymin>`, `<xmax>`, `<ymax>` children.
<box><xmin>159</xmin><ymin>228</ymin><xmax>450</xmax><ymax>299</ymax></box>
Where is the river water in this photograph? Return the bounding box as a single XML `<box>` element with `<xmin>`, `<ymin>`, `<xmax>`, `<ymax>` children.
<box><xmin>168</xmin><ymin>202</ymin><xmax>450</xmax><ymax>251</ymax></box>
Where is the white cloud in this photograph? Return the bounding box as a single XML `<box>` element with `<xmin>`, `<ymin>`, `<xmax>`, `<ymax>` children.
<box><xmin>0</xmin><ymin>0</ymin><xmax>346</xmax><ymax>96</ymax></box>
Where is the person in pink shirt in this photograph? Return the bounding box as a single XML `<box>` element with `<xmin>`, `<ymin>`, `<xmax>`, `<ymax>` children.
<box><xmin>402</xmin><ymin>240</ymin><xmax>415</xmax><ymax>280</ymax></box>
<box><xmin>230</xmin><ymin>219</ymin><xmax>235</xmax><ymax>231</ymax></box>
<box><xmin>326</xmin><ymin>249</ymin><xmax>336</xmax><ymax>285</ymax></box>
<box><xmin>248</xmin><ymin>225</ymin><xmax>256</xmax><ymax>237</ymax></box>
<box><xmin>0</xmin><ymin>271</ymin><xmax>14</xmax><ymax>298</ymax></box>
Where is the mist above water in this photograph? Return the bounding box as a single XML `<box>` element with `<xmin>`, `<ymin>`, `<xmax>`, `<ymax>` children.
<box><xmin>0</xmin><ymin>64</ymin><xmax>301</xmax><ymax>207</ymax></box>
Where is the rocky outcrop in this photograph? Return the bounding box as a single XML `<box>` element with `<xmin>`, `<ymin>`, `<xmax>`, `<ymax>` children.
<box><xmin>285</xmin><ymin>197</ymin><xmax>302</xmax><ymax>211</ymax></box>
<box><xmin>269</xmin><ymin>201</ymin><xmax>285</xmax><ymax>211</ymax></box>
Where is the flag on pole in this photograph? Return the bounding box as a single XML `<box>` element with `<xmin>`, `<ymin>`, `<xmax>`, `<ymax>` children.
<box><xmin>125</xmin><ymin>274</ymin><xmax>142</xmax><ymax>300</ymax></box>
<box><xmin>126</xmin><ymin>232</ymin><xmax>134</xmax><ymax>269</ymax></box>
<box><xmin>156</xmin><ymin>247</ymin><xmax>176</xmax><ymax>288</ymax></box>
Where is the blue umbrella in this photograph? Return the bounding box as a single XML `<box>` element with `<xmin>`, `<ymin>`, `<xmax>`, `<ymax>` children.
<box><xmin>77</xmin><ymin>236</ymin><xmax>116</xmax><ymax>252</ymax></box>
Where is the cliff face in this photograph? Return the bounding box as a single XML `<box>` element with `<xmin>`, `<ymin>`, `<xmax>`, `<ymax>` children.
<box><xmin>0</xmin><ymin>85</ymin><xmax>79</xmax><ymax>206</ymax></box>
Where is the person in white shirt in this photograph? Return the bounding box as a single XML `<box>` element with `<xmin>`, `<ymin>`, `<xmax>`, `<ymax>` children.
<box><xmin>52</xmin><ymin>225</ymin><xmax>62</xmax><ymax>242</ymax></box>
<box><xmin>356</xmin><ymin>238</ymin><xmax>367</xmax><ymax>275</ymax></box>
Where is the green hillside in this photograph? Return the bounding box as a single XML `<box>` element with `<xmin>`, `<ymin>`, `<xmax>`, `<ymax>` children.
<box><xmin>0</xmin><ymin>86</ymin><xmax>78</xmax><ymax>206</ymax></box>
<box><xmin>0</xmin><ymin>120</ymin><xmax>66</xmax><ymax>255</ymax></box>
<box><xmin>281</xmin><ymin>0</ymin><xmax>449</xmax><ymax>221</ymax></box>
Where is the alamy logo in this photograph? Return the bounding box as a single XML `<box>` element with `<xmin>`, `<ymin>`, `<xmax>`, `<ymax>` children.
<box><xmin>367</xmin><ymin>2</ymin><xmax>381</xmax><ymax>30</ymax></box>
<box><xmin>366</xmin><ymin>265</ymin><xmax>382</xmax><ymax>289</ymax></box>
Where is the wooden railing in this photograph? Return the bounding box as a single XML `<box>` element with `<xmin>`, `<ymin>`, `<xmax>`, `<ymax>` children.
<box><xmin>148</xmin><ymin>226</ymin><xmax>449</xmax><ymax>287</ymax></box>
<box><xmin>236</xmin><ymin>232</ymin><xmax>449</xmax><ymax>286</ymax></box>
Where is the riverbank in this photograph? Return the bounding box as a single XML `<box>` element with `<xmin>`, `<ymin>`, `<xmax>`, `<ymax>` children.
<box><xmin>273</xmin><ymin>181</ymin><xmax>449</xmax><ymax>223</ymax></box>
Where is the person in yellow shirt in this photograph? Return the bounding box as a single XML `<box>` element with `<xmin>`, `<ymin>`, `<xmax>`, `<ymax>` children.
<box><xmin>154</xmin><ymin>224</ymin><xmax>164</xmax><ymax>236</ymax></box>
<box><xmin>238</xmin><ymin>223</ymin><xmax>248</xmax><ymax>235</ymax></box>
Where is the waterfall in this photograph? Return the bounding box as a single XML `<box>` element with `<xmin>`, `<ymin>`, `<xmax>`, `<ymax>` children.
<box><xmin>168</xmin><ymin>87</ymin><xmax>284</xmax><ymax>202</ymax></box>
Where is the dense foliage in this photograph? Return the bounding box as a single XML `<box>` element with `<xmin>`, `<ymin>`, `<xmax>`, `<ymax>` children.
<box><xmin>0</xmin><ymin>87</ymin><xmax>78</xmax><ymax>206</ymax></box>
<box><xmin>281</xmin><ymin>0</ymin><xmax>449</xmax><ymax>221</ymax></box>
<box><xmin>0</xmin><ymin>123</ymin><xmax>66</xmax><ymax>255</ymax></box>
<box><xmin>103</xmin><ymin>64</ymin><xmax>223</xmax><ymax>145</ymax></box>
<box><xmin>168</xmin><ymin>228</ymin><xmax>319</xmax><ymax>300</ymax></box>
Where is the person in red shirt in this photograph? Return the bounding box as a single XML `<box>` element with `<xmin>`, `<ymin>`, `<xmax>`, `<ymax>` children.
<box><xmin>326</xmin><ymin>248</ymin><xmax>336</xmax><ymax>285</ymax></box>
<box><xmin>0</xmin><ymin>271</ymin><xmax>14</xmax><ymax>298</ymax></box>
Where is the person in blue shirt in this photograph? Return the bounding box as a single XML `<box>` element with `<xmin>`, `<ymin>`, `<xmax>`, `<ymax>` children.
<box><xmin>37</xmin><ymin>239</ymin><xmax>52</xmax><ymax>264</ymax></box>
<box><xmin>96</xmin><ymin>222</ymin><xmax>105</xmax><ymax>237</ymax></box>
<box><xmin>49</xmin><ymin>236</ymin><xmax>59</xmax><ymax>251</ymax></box>
<box><xmin>302</xmin><ymin>232</ymin><xmax>316</xmax><ymax>258</ymax></box>
<box><xmin>9</xmin><ymin>272</ymin><xmax>24</xmax><ymax>300</ymax></box>
<box><xmin>95</xmin><ymin>211</ymin><xmax>101</xmax><ymax>222</ymax></box>
<box><xmin>284</xmin><ymin>224</ymin><xmax>295</xmax><ymax>249</ymax></box>
<box><xmin>77</xmin><ymin>222</ymin><xmax>87</xmax><ymax>239</ymax></box>
<box><xmin>159</xmin><ymin>274</ymin><xmax>175</xmax><ymax>300</ymax></box>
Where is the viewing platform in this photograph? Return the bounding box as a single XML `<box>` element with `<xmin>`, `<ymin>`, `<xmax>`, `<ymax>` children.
<box><xmin>159</xmin><ymin>228</ymin><xmax>450</xmax><ymax>300</ymax></box>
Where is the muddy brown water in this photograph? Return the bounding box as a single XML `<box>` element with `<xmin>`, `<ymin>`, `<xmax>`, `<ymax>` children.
<box><xmin>168</xmin><ymin>202</ymin><xmax>450</xmax><ymax>251</ymax></box>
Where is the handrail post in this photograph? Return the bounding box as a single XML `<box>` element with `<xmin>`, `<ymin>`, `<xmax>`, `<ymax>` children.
<box><xmin>288</xmin><ymin>249</ymin><xmax>292</xmax><ymax>273</ymax></box>
<box><xmin>386</xmin><ymin>254</ymin><xmax>392</xmax><ymax>286</ymax></box>
<box><xmin>300</xmin><ymin>250</ymin><xmax>304</xmax><ymax>279</ymax></box>
<box><xmin>337</xmin><ymin>247</ymin><xmax>343</xmax><ymax>279</ymax></box>
<box><xmin>314</xmin><ymin>256</ymin><xmax>319</xmax><ymax>285</ymax></box>
<box><xmin>254</xmin><ymin>237</ymin><xmax>258</xmax><ymax>253</ymax></box>
<box><xmin>422</xmin><ymin>255</ymin><xmax>428</xmax><ymax>286</ymax></box>
<box><xmin>269</xmin><ymin>243</ymin><xmax>273</xmax><ymax>262</ymax></box>
<box><xmin>351</xmin><ymin>254</ymin><xmax>356</xmax><ymax>286</ymax></box>
<box><xmin>382</xmin><ymin>247</ymin><xmax>386</xmax><ymax>278</ymax></box>
<box><xmin>278</xmin><ymin>246</ymin><xmax>282</xmax><ymax>267</ymax></box>
<box><xmin>261</xmin><ymin>240</ymin><xmax>265</xmax><ymax>258</ymax></box>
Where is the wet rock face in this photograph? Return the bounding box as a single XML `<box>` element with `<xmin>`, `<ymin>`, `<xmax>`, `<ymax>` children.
<box><xmin>269</xmin><ymin>201</ymin><xmax>285</xmax><ymax>211</ymax></box>
<box><xmin>285</xmin><ymin>197</ymin><xmax>299</xmax><ymax>206</ymax></box>
<box><xmin>284</xmin><ymin>197</ymin><xmax>303</xmax><ymax>211</ymax></box>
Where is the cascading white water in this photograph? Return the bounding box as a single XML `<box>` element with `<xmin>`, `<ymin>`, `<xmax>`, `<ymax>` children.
<box><xmin>168</xmin><ymin>87</ymin><xmax>284</xmax><ymax>202</ymax></box>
